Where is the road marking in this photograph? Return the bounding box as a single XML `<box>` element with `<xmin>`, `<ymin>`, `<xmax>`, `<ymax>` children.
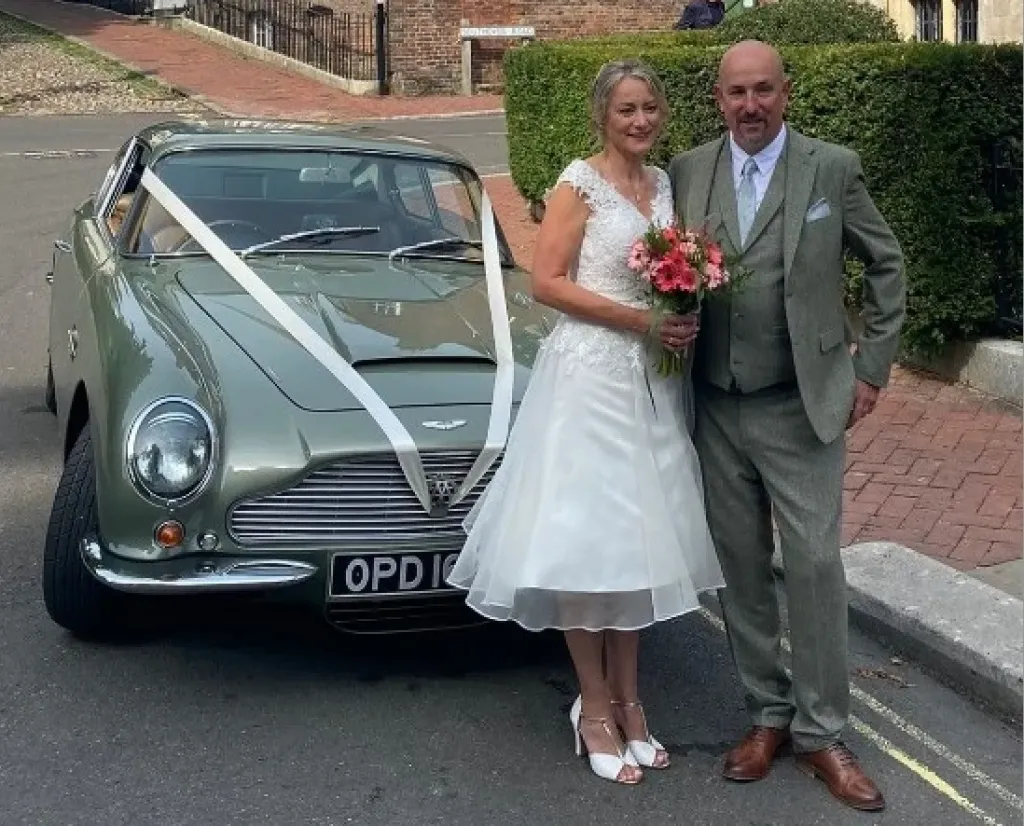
<box><xmin>1</xmin><ymin>149</ymin><xmax>512</xmax><ymax>180</ymax></box>
<box><xmin>2</xmin><ymin>148</ymin><xmax>114</xmax><ymax>158</ymax></box>
<box><xmin>354</xmin><ymin>109</ymin><xmax>505</xmax><ymax>123</ymax></box>
<box><xmin>698</xmin><ymin>607</ymin><xmax>1013</xmax><ymax>824</ymax></box>
<box><xmin>850</xmin><ymin>685</ymin><xmax>1022</xmax><ymax>810</ymax></box>
<box><xmin>423</xmin><ymin>131</ymin><xmax>507</xmax><ymax>139</ymax></box>
<box><xmin>848</xmin><ymin>716</ymin><xmax>1004</xmax><ymax>826</ymax></box>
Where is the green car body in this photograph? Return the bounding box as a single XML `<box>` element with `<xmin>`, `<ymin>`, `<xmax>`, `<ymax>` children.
<box><xmin>43</xmin><ymin>119</ymin><xmax>555</xmax><ymax>637</ymax></box>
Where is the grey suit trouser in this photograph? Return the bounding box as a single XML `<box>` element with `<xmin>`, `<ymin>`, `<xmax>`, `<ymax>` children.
<box><xmin>694</xmin><ymin>381</ymin><xmax>848</xmax><ymax>753</ymax></box>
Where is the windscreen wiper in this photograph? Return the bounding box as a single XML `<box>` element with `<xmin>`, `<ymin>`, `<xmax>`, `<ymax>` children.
<box><xmin>388</xmin><ymin>237</ymin><xmax>484</xmax><ymax>262</ymax></box>
<box><xmin>240</xmin><ymin>226</ymin><xmax>380</xmax><ymax>257</ymax></box>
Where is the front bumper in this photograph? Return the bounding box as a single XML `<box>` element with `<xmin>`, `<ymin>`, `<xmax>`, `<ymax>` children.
<box><xmin>78</xmin><ymin>535</ymin><xmax>483</xmax><ymax>633</ymax></box>
<box><xmin>80</xmin><ymin>536</ymin><xmax>317</xmax><ymax>595</ymax></box>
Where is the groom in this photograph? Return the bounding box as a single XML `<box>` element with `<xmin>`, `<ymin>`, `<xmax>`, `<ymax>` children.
<box><xmin>668</xmin><ymin>41</ymin><xmax>905</xmax><ymax>811</ymax></box>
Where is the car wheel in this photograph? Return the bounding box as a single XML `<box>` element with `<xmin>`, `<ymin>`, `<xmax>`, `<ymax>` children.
<box><xmin>44</xmin><ymin>357</ymin><xmax>56</xmax><ymax>415</ymax></box>
<box><xmin>42</xmin><ymin>425</ymin><xmax>128</xmax><ymax>639</ymax></box>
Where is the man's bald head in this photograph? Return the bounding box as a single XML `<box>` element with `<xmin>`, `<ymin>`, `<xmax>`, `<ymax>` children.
<box><xmin>714</xmin><ymin>39</ymin><xmax>791</xmax><ymax>155</ymax></box>
<box><xmin>717</xmin><ymin>40</ymin><xmax>786</xmax><ymax>86</ymax></box>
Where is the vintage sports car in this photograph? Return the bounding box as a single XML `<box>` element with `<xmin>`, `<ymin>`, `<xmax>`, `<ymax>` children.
<box><xmin>42</xmin><ymin>119</ymin><xmax>554</xmax><ymax>638</ymax></box>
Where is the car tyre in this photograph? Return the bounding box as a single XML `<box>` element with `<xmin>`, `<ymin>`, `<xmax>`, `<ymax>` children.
<box><xmin>44</xmin><ymin>357</ymin><xmax>56</xmax><ymax>415</ymax></box>
<box><xmin>43</xmin><ymin>425</ymin><xmax>128</xmax><ymax>639</ymax></box>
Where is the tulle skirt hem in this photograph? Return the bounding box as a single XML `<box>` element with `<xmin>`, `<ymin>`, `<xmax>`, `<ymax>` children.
<box><xmin>447</xmin><ymin>582</ymin><xmax>722</xmax><ymax>633</ymax></box>
<box><xmin>445</xmin><ymin>338</ymin><xmax>725</xmax><ymax>634</ymax></box>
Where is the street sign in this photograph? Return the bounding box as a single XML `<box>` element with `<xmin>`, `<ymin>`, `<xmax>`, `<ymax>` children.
<box><xmin>459</xmin><ymin>26</ymin><xmax>536</xmax><ymax>39</ymax></box>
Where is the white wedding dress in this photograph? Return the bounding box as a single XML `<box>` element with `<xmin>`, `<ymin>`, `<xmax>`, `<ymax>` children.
<box><xmin>447</xmin><ymin>159</ymin><xmax>725</xmax><ymax>631</ymax></box>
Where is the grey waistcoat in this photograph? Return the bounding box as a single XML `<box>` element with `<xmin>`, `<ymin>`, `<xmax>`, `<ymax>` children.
<box><xmin>695</xmin><ymin>141</ymin><xmax>796</xmax><ymax>393</ymax></box>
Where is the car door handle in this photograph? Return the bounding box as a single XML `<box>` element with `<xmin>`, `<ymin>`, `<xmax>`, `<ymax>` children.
<box><xmin>54</xmin><ymin>239</ymin><xmax>72</xmax><ymax>253</ymax></box>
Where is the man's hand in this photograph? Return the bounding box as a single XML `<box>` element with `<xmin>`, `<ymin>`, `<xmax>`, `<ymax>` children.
<box><xmin>847</xmin><ymin>379</ymin><xmax>880</xmax><ymax>429</ymax></box>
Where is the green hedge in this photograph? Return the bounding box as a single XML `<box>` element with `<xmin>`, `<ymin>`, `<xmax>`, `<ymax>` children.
<box><xmin>588</xmin><ymin>0</ymin><xmax>900</xmax><ymax>48</ymax></box>
<box><xmin>709</xmin><ymin>0</ymin><xmax>900</xmax><ymax>45</ymax></box>
<box><xmin>504</xmin><ymin>42</ymin><xmax>1022</xmax><ymax>354</ymax></box>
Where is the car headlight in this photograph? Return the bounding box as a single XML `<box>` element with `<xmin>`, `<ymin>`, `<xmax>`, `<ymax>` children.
<box><xmin>127</xmin><ymin>398</ymin><xmax>215</xmax><ymax>503</ymax></box>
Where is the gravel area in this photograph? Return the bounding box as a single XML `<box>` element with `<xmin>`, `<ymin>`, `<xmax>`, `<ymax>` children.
<box><xmin>0</xmin><ymin>12</ymin><xmax>197</xmax><ymax>115</ymax></box>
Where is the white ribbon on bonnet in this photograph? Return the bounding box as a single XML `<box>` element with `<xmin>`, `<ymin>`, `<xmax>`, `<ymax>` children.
<box><xmin>139</xmin><ymin>167</ymin><xmax>514</xmax><ymax>515</ymax></box>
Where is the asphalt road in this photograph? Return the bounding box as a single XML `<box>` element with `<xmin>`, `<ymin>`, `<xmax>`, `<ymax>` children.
<box><xmin>0</xmin><ymin>113</ymin><xmax>1021</xmax><ymax>826</ymax></box>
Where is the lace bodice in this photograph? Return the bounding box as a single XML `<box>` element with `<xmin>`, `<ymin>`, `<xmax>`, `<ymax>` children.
<box><xmin>542</xmin><ymin>159</ymin><xmax>675</xmax><ymax>377</ymax></box>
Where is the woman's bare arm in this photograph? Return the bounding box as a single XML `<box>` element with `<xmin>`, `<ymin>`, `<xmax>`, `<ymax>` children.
<box><xmin>529</xmin><ymin>183</ymin><xmax>651</xmax><ymax>335</ymax></box>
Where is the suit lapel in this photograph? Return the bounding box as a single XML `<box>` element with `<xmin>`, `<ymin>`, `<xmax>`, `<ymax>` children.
<box><xmin>783</xmin><ymin>130</ymin><xmax>818</xmax><ymax>278</ymax></box>
<box><xmin>683</xmin><ymin>136</ymin><xmax>726</xmax><ymax>229</ymax></box>
<box><xmin>710</xmin><ymin>141</ymin><xmax>743</xmax><ymax>253</ymax></box>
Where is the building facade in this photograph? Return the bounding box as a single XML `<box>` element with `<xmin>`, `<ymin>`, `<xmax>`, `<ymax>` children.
<box><xmin>864</xmin><ymin>0</ymin><xmax>1022</xmax><ymax>43</ymax></box>
<box><xmin>358</xmin><ymin>0</ymin><xmax>685</xmax><ymax>95</ymax></box>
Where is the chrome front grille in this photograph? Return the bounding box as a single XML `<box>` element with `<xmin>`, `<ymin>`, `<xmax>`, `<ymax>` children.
<box><xmin>228</xmin><ymin>451</ymin><xmax>500</xmax><ymax>545</ymax></box>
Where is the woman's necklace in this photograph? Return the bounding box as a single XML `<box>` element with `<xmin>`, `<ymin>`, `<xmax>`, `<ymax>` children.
<box><xmin>607</xmin><ymin>166</ymin><xmax>646</xmax><ymax>205</ymax></box>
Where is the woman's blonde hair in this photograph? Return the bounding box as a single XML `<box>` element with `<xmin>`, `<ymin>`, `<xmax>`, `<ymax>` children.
<box><xmin>589</xmin><ymin>58</ymin><xmax>670</xmax><ymax>143</ymax></box>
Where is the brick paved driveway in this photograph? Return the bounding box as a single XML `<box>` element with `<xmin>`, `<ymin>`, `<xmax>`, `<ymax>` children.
<box><xmin>844</xmin><ymin>370</ymin><xmax>1021</xmax><ymax>569</ymax></box>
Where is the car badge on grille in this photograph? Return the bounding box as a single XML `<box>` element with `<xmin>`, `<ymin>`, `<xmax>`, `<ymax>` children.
<box><xmin>426</xmin><ymin>472</ymin><xmax>460</xmax><ymax>518</ymax></box>
<box><xmin>421</xmin><ymin>420</ymin><xmax>467</xmax><ymax>430</ymax></box>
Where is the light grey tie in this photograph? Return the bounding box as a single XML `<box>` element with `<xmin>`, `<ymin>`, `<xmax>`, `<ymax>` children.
<box><xmin>737</xmin><ymin>156</ymin><xmax>759</xmax><ymax>245</ymax></box>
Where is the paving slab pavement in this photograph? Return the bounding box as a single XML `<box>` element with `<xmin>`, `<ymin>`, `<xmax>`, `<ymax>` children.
<box><xmin>844</xmin><ymin>542</ymin><xmax>1023</xmax><ymax>721</ymax></box>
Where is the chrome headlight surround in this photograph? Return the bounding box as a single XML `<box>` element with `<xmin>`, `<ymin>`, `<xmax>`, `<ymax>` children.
<box><xmin>126</xmin><ymin>397</ymin><xmax>217</xmax><ymax>506</ymax></box>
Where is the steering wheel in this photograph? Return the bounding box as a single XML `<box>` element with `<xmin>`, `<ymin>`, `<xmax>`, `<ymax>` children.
<box><xmin>170</xmin><ymin>219</ymin><xmax>267</xmax><ymax>253</ymax></box>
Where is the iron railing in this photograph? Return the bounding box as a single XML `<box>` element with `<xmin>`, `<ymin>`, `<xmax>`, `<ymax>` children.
<box><xmin>65</xmin><ymin>0</ymin><xmax>152</xmax><ymax>14</ymax></box>
<box><xmin>986</xmin><ymin>137</ymin><xmax>1022</xmax><ymax>337</ymax></box>
<box><xmin>186</xmin><ymin>0</ymin><xmax>377</xmax><ymax>81</ymax></box>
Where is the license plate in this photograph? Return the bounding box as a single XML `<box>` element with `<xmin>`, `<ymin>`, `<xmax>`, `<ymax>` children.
<box><xmin>329</xmin><ymin>551</ymin><xmax>461</xmax><ymax>598</ymax></box>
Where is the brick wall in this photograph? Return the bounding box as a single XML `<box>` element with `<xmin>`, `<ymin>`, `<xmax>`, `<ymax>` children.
<box><xmin>386</xmin><ymin>0</ymin><xmax>684</xmax><ymax>95</ymax></box>
<box><xmin>317</xmin><ymin>0</ymin><xmax>375</xmax><ymax>15</ymax></box>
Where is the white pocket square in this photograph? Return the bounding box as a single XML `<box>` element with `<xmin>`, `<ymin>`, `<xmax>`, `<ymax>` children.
<box><xmin>805</xmin><ymin>199</ymin><xmax>831</xmax><ymax>223</ymax></box>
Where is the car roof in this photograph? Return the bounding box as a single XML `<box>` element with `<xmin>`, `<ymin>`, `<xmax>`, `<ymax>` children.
<box><xmin>136</xmin><ymin>118</ymin><xmax>472</xmax><ymax>167</ymax></box>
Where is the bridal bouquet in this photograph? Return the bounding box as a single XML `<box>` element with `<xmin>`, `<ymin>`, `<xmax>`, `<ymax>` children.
<box><xmin>627</xmin><ymin>222</ymin><xmax>746</xmax><ymax>376</ymax></box>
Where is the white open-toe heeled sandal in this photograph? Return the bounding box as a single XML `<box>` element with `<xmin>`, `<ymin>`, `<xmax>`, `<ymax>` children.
<box><xmin>612</xmin><ymin>700</ymin><xmax>670</xmax><ymax>769</ymax></box>
<box><xmin>569</xmin><ymin>696</ymin><xmax>643</xmax><ymax>784</ymax></box>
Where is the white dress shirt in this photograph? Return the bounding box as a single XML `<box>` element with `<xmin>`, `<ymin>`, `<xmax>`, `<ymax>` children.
<box><xmin>729</xmin><ymin>124</ymin><xmax>788</xmax><ymax>211</ymax></box>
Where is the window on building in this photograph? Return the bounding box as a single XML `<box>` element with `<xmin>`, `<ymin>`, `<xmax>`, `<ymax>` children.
<box><xmin>915</xmin><ymin>0</ymin><xmax>942</xmax><ymax>41</ymax></box>
<box><xmin>956</xmin><ymin>0</ymin><xmax>979</xmax><ymax>42</ymax></box>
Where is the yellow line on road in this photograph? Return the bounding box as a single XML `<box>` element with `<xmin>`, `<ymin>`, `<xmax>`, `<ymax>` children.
<box><xmin>848</xmin><ymin>716</ymin><xmax>1004</xmax><ymax>826</ymax></box>
<box><xmin>698</xmin><ymin>607</ymin><xmax>1010</xmax><ymax>825</ymax></box>
<box><xmin>849</xmin><ymin>685</ymin><xmax>1022</xmax><ymax>810</ymax></box>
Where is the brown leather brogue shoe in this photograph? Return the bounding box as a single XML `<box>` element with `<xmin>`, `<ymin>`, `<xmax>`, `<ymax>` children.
<box><xmin>795</xmin><ymin>742</ymin><xmax>886</xmax><ymax>812</ymax></box>
<box><xmin>722</xmin><ymin>726</ymin><xmax>792</xmax><ymax>781</ymax></box>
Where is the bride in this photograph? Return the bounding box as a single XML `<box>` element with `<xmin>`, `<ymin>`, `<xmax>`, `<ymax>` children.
<box><xmin>448</xmin><ymin>59</ymin><xmax>724</xmax><ymax>785</ymax></box>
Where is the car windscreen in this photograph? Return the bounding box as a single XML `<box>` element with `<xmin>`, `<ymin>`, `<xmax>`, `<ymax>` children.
<box><xmin>127</xmin><ymin>148</ymin><xmax>512</xmax><ymax>264</ymax></box>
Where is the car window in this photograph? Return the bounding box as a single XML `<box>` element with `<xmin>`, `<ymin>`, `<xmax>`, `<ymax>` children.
<box><xmin>127</xmin><ymin>149</ymin><xmax>513</xmax><ymax>265</ymax></box>
<box><xmin>393</xmin><ymin>164</ymin><xmax>433</xmax><ymax>221</ymax></box>
<box><xmin>94</xmin><ymin>140</ymin><xmax>133</xmax><ymax>213</ymax></box>
<box><xmin>427</xmin><ymin>166</ymin><xmax>481</xmax><ymax>241</ymax></box>
<box><xmin>101</xmin><ymin>141</ymin><xmax>146</xmax><ymax>241</ymax></box>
